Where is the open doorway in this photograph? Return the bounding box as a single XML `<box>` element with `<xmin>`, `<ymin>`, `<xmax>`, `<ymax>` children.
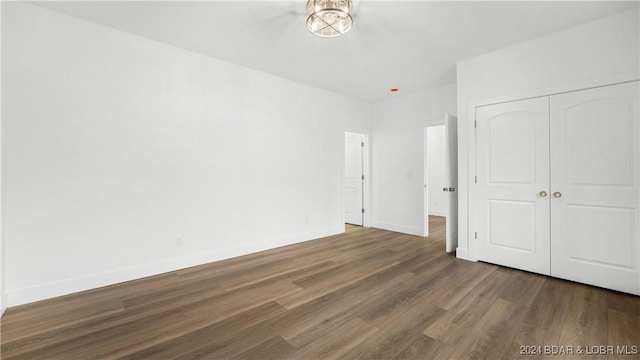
<box><xmin>344</xmin><ymin>132</ymin><xmax>369</xmax><ymax>227</ymax></box>
<box><xmin>424</xmin><ymin>115</ymin><xmax>458</xmax><ymax>253</ymax></box>
<box><xmin>425</xmin><ymin>124</ymin><xmax>447</xmax><ymax>236</ymax></box>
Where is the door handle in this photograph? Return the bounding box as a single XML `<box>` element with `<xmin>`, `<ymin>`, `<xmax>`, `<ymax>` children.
<box><xmin>449</xmin><ymin>187</ymin><xmax>455</xmax><ymax>192</ymax></box>
<box><xmin>553</xmin><ymin>192</ymin><xmax>562</xmax><ymax>198</ymax></box>
<box><xmin>442</xmin><ymin>187</ymin><xmax>448</xmax><ymax>192</ymax></box>
<box><xmin>539</xmin><ymin>191</ymin><xmax>547</xmax><ymax>197</ymax></box>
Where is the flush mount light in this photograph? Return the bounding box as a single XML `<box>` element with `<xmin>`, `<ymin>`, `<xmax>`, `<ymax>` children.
<box><xmin>306</xmin><ymin>0</ymin><xmax>353</xmax><ymax>38</ymax></box>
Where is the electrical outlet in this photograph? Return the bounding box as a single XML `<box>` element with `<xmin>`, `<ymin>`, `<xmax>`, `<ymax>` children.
<box><xmin>176</xmin><ymin>234</ymin><xmax>184</xmax><ymax>247</ymax></box>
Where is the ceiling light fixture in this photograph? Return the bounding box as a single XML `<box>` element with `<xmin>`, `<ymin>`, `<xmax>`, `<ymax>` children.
<box><xmin>306</xmin><ymin>0</ymin><xmax>353</xmax><ymax>38</ymax></box>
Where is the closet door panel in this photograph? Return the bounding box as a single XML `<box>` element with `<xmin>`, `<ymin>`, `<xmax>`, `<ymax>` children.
<box><xmin>476</xmin><ymin>97</ymin><xmax>550</xmax><ymax>275</ymax></box>
<box><xmin>550</xmin><ymin>81</ymin><xmax>639</xmax><ymax>295</ymax></box>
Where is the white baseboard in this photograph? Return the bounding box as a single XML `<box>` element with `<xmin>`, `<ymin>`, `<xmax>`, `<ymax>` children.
<box><xmin>371</xmin><ymin>221</ymin><xmax>423</xmax><ymax>236</ymax></box>
<box><xmin>7</xmin><ymin>226</ymin><xmax>343</xmax><ymax>307</ymax></box>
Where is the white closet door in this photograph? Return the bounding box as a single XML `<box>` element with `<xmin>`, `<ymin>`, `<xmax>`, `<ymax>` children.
<box><xmin>550</xmin><ymin>81</ymin><xmax>639</xmax><ymax>295</ymax></box>
<box><xmin>476</xmin><ymin>97</ymin><xmax>551</xmax><ymax>275</ymax></box>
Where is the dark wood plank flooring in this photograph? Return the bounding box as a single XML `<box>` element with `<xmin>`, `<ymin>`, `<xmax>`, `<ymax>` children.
<box><xmin>2</xmin><ymin>216</ymin><xmax>638</xmax><ymax>359</ymax></box>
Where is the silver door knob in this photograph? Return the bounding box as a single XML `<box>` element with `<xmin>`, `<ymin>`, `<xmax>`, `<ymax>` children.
<box><xmin>539</xmin><ymin>191</ymin><xmax>547</xmax><ymax>197</ymax></box>
<box><xmin>553</xmin><ymin>192</ymin><xmax>562</xmax><ymax>198</ymax></box>
<box><xmin>442</xmin><ymin>187</ymin><xmax>448</xmax><ymax>192</ymax></box>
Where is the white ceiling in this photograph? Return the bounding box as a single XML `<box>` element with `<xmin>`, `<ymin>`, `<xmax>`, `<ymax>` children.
<box><xmin>32</xmin><ymin>1</ymin><xmax>639</xmax><ymax>102</ymax></box>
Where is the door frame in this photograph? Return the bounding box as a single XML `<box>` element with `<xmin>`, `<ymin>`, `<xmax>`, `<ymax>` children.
<box><xmin>423</xmin><ymin>117</ymin><xmax>449</xmax><ymax>237</ymax></box>
<box><xmin>343</xmin><ymin>131</ymin><xmax>371</xmax><ymax>228</ymax></box>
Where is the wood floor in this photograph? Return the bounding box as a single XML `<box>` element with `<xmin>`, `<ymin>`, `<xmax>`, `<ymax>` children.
<box><xmin>2</xmin><ymin>216</ymin><xmax>639</xmax><ymax>359</ymax></box>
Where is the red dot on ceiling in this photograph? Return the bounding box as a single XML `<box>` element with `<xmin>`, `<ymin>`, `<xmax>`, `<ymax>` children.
<box><xmin>390</xmin><ymin>88</ymin><xmax>399</xmax><ymax>92</ymax></box>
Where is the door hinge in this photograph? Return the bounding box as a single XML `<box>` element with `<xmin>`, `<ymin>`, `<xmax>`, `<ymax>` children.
<box><xmin>474</xmin><ymin>120</ymin><xmax>477</xmax><ymax>128</ymax></box>
<box><xmin>361</xmin><ymin>208</ymin><xmax>365</xmax><ymax>214</ymax></box>
<box><xmin>361</xmin><ymin>175</ymin><xmax>365</xmax><ymax>180</ymax></box>
<box><xmin>361</xmin><ymin>142</ymin><xmax>364</xmax><ymax>147</ymax></box>
<box><xmin>474</xmin><ymin>176</ymin><xmax>477</xmax><ymax>183</ymax></box>
<box><xmin>475</xmin><ymin>232</ymin><xmax>477</xmax><ymax>239</ymax></box>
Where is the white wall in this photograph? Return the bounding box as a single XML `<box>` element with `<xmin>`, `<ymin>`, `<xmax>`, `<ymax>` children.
<box><xmin>456</xmin><ymin>9</ymin><xmax>640</xmax><ymax>260</ymax></box>
<box><xmin>426</xmin><ymin>125</ymin><xmax>446</xmax><ymax>217</ymax></box>
<box><xmin>371</xmin><ymin>83</ymin><xmax>457</xmax><ymax>236</ymax></box>
<box><xmin>2</xmin><ymin>2</ymin><xmax>371</xmax><ymax>306</ymax></box>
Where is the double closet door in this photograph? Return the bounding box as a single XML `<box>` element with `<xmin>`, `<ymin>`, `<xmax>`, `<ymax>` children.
<box><xmin>476</xmin><ymin>81</ymin><xmax>639</xmax><ymax>295</ymax></box>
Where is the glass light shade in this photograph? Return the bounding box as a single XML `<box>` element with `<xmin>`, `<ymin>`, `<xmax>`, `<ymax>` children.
<box><xmin>306</xmin><ymin>0</ymin><xmax>353</xmax><ymax>38</ymax></box>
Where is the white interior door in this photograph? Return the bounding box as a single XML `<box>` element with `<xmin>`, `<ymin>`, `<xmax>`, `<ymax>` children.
<box><xmin>550</xmin><ymin>81</ymin><xmax>639</xmax><ymax>295</ymax></box>
<box><xmin>445</xmin><ymin>114</ymin><xmax>458</xmax><ymax>253</ymax></box>
<box><xmin>476</xmin><ymin>97</ymin><xmax>551</xmax><ymax>275</ymax></box>
<box><xmin>344</xmin><ymin>132</ymin><xmax>364</xmax><ymax>226</ymax></box>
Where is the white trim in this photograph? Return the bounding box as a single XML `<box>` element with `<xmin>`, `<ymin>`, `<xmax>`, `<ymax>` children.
<box><xmin>456</xmin><ymin>247</ymin><xmax>471</xmax><ymax>261</ymax></box>
<box><xmin>423</xmin><ymin>127</ymin><xmax>429</xmax><ymax>237</ymax></box>
<box><xmin>7</xmin><ymin>226</ymin><xmax>342</xmax><ymax>307</ymax></box>
<box><xmin>428</xmin><ymin>210</ymin><xmax>447</xmax><ymax>217</ymax></box>
<box><xmin>362</xmin><ymin>133</ymin><xmax>372</xmax><ymax>227</ymax></box>
<box><xmin>473</xmin><ymin>72</ymin><xmax>640</xmax><ymax>109</ymax></box>
<box><xmin>464</xmin><ymin>71</ymin><xmax>640</xmax><ymax>263</ymax></box>
<box><xmin>372</xmin><ymin>221</ymin><xmax>422</xmax><ymax>237</ymax></box>
<box><xmin>0</xmin><ymin>0</ymin><xmax>4</xmax><ymax>318</ymax></box>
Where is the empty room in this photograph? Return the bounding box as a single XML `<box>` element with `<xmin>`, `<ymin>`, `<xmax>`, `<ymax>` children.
<box><xmin>1</xmin><ymin>1</ymin><xmax>639</xmax><ymax>359</ymax></box>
